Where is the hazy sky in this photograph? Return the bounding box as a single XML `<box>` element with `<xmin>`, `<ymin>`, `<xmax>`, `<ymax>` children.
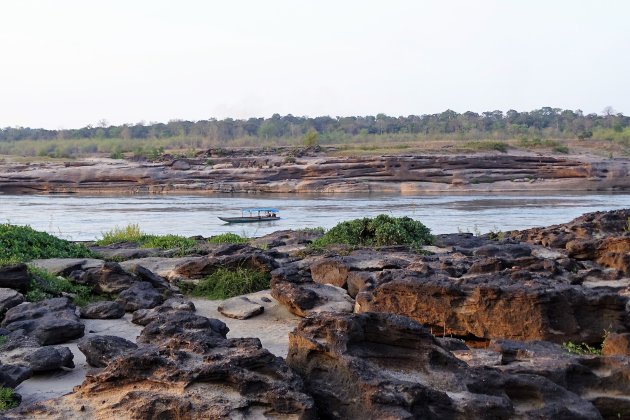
<box><xmin>1</xmin><ymin>0</ymin><xmax>629</xmax><ymax>129</ymax></box>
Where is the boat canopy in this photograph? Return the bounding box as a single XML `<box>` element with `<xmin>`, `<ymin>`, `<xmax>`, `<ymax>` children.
<box><xmin>241</xmin><ymin>208</ymin><xmax>279</xmax><ymax>213</ymax></box>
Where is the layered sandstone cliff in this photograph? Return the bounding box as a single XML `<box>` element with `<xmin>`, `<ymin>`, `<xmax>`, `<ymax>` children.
<box><xmin>0</xmin><ymin>154</ymin><xmax>628</xmax><ymax>194</ymax></box>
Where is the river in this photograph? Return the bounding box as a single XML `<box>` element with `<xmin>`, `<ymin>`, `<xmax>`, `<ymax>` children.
<box><xmin>1</xmin><ymin>193</ymin><xmax>629</xmax><ymax>241</ymax></box>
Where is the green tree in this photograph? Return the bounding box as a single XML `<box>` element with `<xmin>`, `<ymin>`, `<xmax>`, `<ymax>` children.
<box><xmin>303</xmin><ymin>129</ymin><xmax>319</xmax><ymax>147</ymax></box>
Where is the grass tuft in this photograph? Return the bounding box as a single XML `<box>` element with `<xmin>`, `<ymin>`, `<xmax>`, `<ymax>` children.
<box><xmin>96</xmin><ymin>224</ymin><xmax>197</xmax><ymax>255</ymax></box>
<box><xmin>207</xmin><ymin>233</ymin><xmax>249</xmax><ymax>244</ymax></box>
<box><xmin>188</xmin><ymin>267</ymin><xmax>270</xmax><ymax>300</ymax></box>
<box><xmin>0</xmin><ymin>387</ymin><xmax>18</xmax><ymax>410</ymax></box>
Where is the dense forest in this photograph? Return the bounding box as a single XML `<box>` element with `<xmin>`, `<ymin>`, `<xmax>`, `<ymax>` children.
<box><xmin>2</xmin><ymin>107</ymin><xmax>629</xmax><ymax>142</ymax></box>
<box><xmin>1</xmin><ymin>108</ymin><xmax>629</xmax><ymax>158</ymax></box>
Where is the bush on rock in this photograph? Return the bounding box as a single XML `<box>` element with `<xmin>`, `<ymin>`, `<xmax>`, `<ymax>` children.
<box><xmin>312</xmin><ymin>214</ymin><xmax>433</xmax><ymax>249</ymax></box>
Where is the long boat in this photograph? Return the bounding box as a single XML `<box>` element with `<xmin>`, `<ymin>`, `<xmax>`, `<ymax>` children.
<box><xmin>218</xmin><ymin>208</ymin><xmax>280</xmax><ymax>223</ymax></box>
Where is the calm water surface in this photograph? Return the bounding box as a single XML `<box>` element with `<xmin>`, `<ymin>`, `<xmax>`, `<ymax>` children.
<box><xmin>1</xmin><ymin>193</ymin><xmax>629</xmax><ymax>241</ymax></box>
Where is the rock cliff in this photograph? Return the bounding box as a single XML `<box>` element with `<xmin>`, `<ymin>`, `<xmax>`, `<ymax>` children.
<box><xmin>1</xmin><ymin>154</ymin><xmax>628</xmax><ymax>194</ymax></box>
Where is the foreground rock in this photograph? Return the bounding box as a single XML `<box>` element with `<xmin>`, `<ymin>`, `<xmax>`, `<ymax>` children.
<box><xmin>218</xmin><ymin>296</ymin><xmax>264</xmax><ymax>319</ymax></box>
<box><xmin>8</xmin><ymin>311</ymin><xmax>315</xmax><ymax>419</ymax></box>
<box><xmin>0</xmin><ymin>264</ymin><xmax>30</xmax><ymax>292</ymax></box>
<box><xmin>288</xmin><ymin>312</ymin><xmax>601</xmax><ymax>419</ymax></box>
<box><xmin>355</xmin><ymin>271</ymin><xmax>628</xmax><ymax>343</ymax></box>
<box><xmin>79</xmin><ymin>301</ymin><xmax>125</xmax><ymax>319</ymax></box>
<box><xmin>77</xmin><ymin>335</ymin><xmax>138</xmax><ymax>368</ymax></box>
<box><xmin>131</xmin><ymin>297</ymin><xmax>196</xmax><ymax>326</ymax></box>
<box><xmin>0</xmin><ymin>329</ymin><xmax>74</xmax><ymax>373</ymax></box>
<box><xmin>271</xmin><ymin>282</ymin><xmax>354</xmax><ymax>317</ymax></box>
<box><xmin>1</xmin><ymin>298</ymin><xmax>84</xmax><ymax>345</ymax></box>
<box><xmin>0</xmin><ymin>288</ymin><xmax>25</xmax><ymax>313</ymax></box>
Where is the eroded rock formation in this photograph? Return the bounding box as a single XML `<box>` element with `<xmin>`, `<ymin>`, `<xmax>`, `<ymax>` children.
<box><xmin>1</xmin><ymin>154</ymin><xmax>628</xmax><ymax>194</ymax></box>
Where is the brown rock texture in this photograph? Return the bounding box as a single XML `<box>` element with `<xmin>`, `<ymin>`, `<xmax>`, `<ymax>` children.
<box><xmin>287</xmin><ymin>312</ymin><xmax>601</xmax><ymax>419</ymax></box>
<box><xmin>8</xmin><ymin>311</ymin><xmax>315</xmax><ymax>419</ymax></box>
<box><xmin>1</xmin><ymin>154</ymin><xmax>629</xmax><ymax>194</ymax></box>
<box><xmin>602</xmin><ymin>333</ymin><xmax>630</xmax><ymax>356</ymax></box>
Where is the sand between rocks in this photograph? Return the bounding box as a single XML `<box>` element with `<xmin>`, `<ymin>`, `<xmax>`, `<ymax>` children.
<box><xmin>15</xmin><ymin>290</ymin><xmax>300</xmax><ymax>405</ymax></box>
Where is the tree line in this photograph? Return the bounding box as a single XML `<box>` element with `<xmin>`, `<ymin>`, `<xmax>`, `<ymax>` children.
<box><xmin>1</xmin><ymin>107</ymin><xmax>629</xmax><ymax>143</ymax></box>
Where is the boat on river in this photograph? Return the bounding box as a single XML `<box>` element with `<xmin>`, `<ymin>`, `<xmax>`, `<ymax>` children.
<box><xmin>218</xmin><ymin>208</ymin><xmax>280</xmax><ymax>223</ymax></box>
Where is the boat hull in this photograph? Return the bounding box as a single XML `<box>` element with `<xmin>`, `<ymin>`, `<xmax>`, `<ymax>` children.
<box><xmin>218</xmin><ymin>216</ymin><xmax>280</xmax><ymax>223</ymax></box>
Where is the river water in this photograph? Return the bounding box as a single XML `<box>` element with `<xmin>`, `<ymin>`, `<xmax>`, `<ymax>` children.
<box><xmin>1</xmin><ymin>193</ymin><xmax>629</xmax><ymax>241</ymax></box>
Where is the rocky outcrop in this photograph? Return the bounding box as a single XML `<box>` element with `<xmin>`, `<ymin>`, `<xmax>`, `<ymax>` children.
<box><xmin>355</xmin><ymin>272</ymin><xmax>628</xmax><ymax>344</ymax></box>
<box><xmin>602</xmin><ymin>333</ymin><xmax>630</xmax><ymax>356</ymax></box>
<box><xmin>1</xmin><ymin>297</ymin><xmax>84</xmax><ymax>345</ymax></box>
<box><xmin>287</xmin><ymin>312</ymin><xmax>601</xmax><ymax>419</ymax></box>
<box><xmin>121</xmin><ymin>244</ymin><xmax>279</xmax><ymax>283</ymax></box>
<box><xmin>0</xmin><ymin>288</ymin><xmax>25</xmax><ymax>314</ymax></box>
<box><xmin>116</xmin><ymin>282</ymin><xmax>164</xmax><ymax>311</ymax></box>
<box><xmin>271</xmin><ymin>282</ymin><xmax>354</xmax><ymax>317</ymax></box>
<box><xmin>131</xmin><ymin>297</ymin><xmax>196</xmax><ymax>326</ymax></box>
<box><xmin>80</xmin><ymin>301</ymin><xmax>125</xmax><ymax>319</ymax></box>
<box><xmin>1</xmin><ymin>154</ymin><xmax>629</xmax><ymax>194</ymax></box>
<box><xmin>0</xmin><ymin>329</ymin><xmax>74</xmax><ymax>373</ymax></box>
<box><xmin>77</xmin><ymin>335</ymin><xmax>138</xmax><ymax>368</ymax></box>
<box><xmin>72</xmin><ymin>261</ymin><xmax>138</xmax><ymax>294</ymax></box>
<box><xmin>8</xmin><ymin>311</ymin><xmax>315</xmax><ymax>419</ymax></box>
<box><xmin>0</xmin><ymin>264</ymin><xmax>30</xmax><ymax>292</ymax></box>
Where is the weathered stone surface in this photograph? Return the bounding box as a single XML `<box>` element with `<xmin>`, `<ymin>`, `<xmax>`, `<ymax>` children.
<box><xmin>287</xmin><ymin>312</ymin><xmax>600</xmax><ymax>419</ymax></box>
<box><xmin>0</xmin><ymin>327</ymin><xmax>74</xmax><ymax>373</ymax></box>
<box><xmin>310</xmin><ymin>257</ymin><xmax>351</xmax><ymax>288</ymax></box>
<box><xmin>80</xmin><ymin>300</ymin><xmax>125</xmax><ymax>319</ymax></box>
<box><xmin>472</xmin><ymin>339</ymin><xmax>630</xmax><ymax>418</ymax></box>
<box><xmin>29</xmin><ymin>258</ymin><xmax>103</xmax><ymax>277</ymax></box>
<box><xmin>72</xmin><ymin>261</ymin><xmax>137</xmax><ymax>293</ymax></box>
<box><xmin>1</xmin><ymin>297</ymin><xmax>84</xmax><ymax>345</ymax></box>
<box><xmin>0</xmin><ymin>264</ymin><xmax>30</xmax><ymax>292</ymax></box>
<box><xmin>174</xmin><ymin>244</ymin><xmax>279</xmax><ymax>279</ymax></box>
<box><xmin>249</xmin><ymin>229</ymin><xmax>323</xmax><ymax>249</ymax></box>
<box><xmin>217</xmin><ymin>296</ymin><xmax>264</xmax><ymax>320</ymax></box>
<box><xmin>123</xmin><ymin>264</ymin><xmax>172</xmax><ymax>291</ymax></box>
<box><xmin>355</xmin><ymin>272</ymin><xmax>628</xmax><ymax>344</ymax></box>
<box><xmin>271</xmin><ymin>282</ymin><xmax>353</xmax><ymax>317</ymax></box>
<box><xmin>9</xmin><ymin>311</ymin><xmax>315</xmax><ymax>419</ymax></box>
<box><xmin>602</xmin><ymin>332</ymin><xmax>630</xmax><ymax>356</ymax></box>
<box><xmin>77</xmin><ymin>335</ymin><xmax>138</xmax><ymax>368</ymax></box>
<box><xmin>1</xmin><ymin>154</ymin><xmax>628</xmax><ymax>194</ymax></box>
<box><xmin>0</xmin><ymin>363</ymin><xmax>32</xmax><ymax>388</ymax></box>
<box><xmin>0</xmin><ymin>288</ymin><xmax>25</xmax><ymax>313</ymax></box>
<box><xmin>20</xmin><ymin>346</ymin><xmax>74</xmax><ymax>372</ymax></box>
<box><xmin>116</xmin><ymin>281</ymin><xmax>163</xmax><ymax>311</ymax></box>
<box><xmin>131</xmin><ymin>297</ymin><xmax>196</xmax><ymax>326</ymax></box>
<box><xmin>89</xmin><ymin>246</ymin><xmax>168</xmax><ymax>261</ymax></box>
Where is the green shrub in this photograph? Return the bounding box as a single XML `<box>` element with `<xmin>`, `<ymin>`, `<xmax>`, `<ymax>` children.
<box><xmin>0</xmin><ymin>387</ymin><xmax>18</xmax><ymax>410</ymax></box>
<box><xmin>189</xmin><ymin>267</ymin><xmax>270</xmax><ymax>300</ymax></box>
<box><xmin>207</xmin><ymin>233</ymin><xmax>249</xmax><ymax>244</ymax></box>
<box><xmin>562</xmin><ymin>341</ymin><xmax>602</xmax><ymax>356</ymax></box>
<box><xmin>141</xmin><ymin>234</ymin><xmax>197</xmax><ymax>251</ymax></box>
<box><xmin>553</xmin><ymin>144</ymin><xmax>569</xmax><ymax>154</ymax></box>
<box><xmin>312</xmin><ymin>215</ymin><xmax>433</xmax><ymax>249</ymax></box>
<box><xmin>465</xmin><ymin>141</ymin><xmax>508</xmax><ymax>153</ymax></box>
<box><xmin>96</xmin><ymin>224</ymin><xmax>145</xmax><ymax>245</ymax></box>
<box><xmin>96</xmin><ymin>224</ymin><xmax>197</xmax><ymax>255</ymax></box>
<box><xmin>0</xmin><ymin>224</ymin><xmax>94</xmax><ymax>266</ymax></box>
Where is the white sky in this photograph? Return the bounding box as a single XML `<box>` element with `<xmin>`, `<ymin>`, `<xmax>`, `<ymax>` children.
<box><xmin>1</xmin><ymin>0</ymin><xmax>629</xmax><ymax>129</ymax></box>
